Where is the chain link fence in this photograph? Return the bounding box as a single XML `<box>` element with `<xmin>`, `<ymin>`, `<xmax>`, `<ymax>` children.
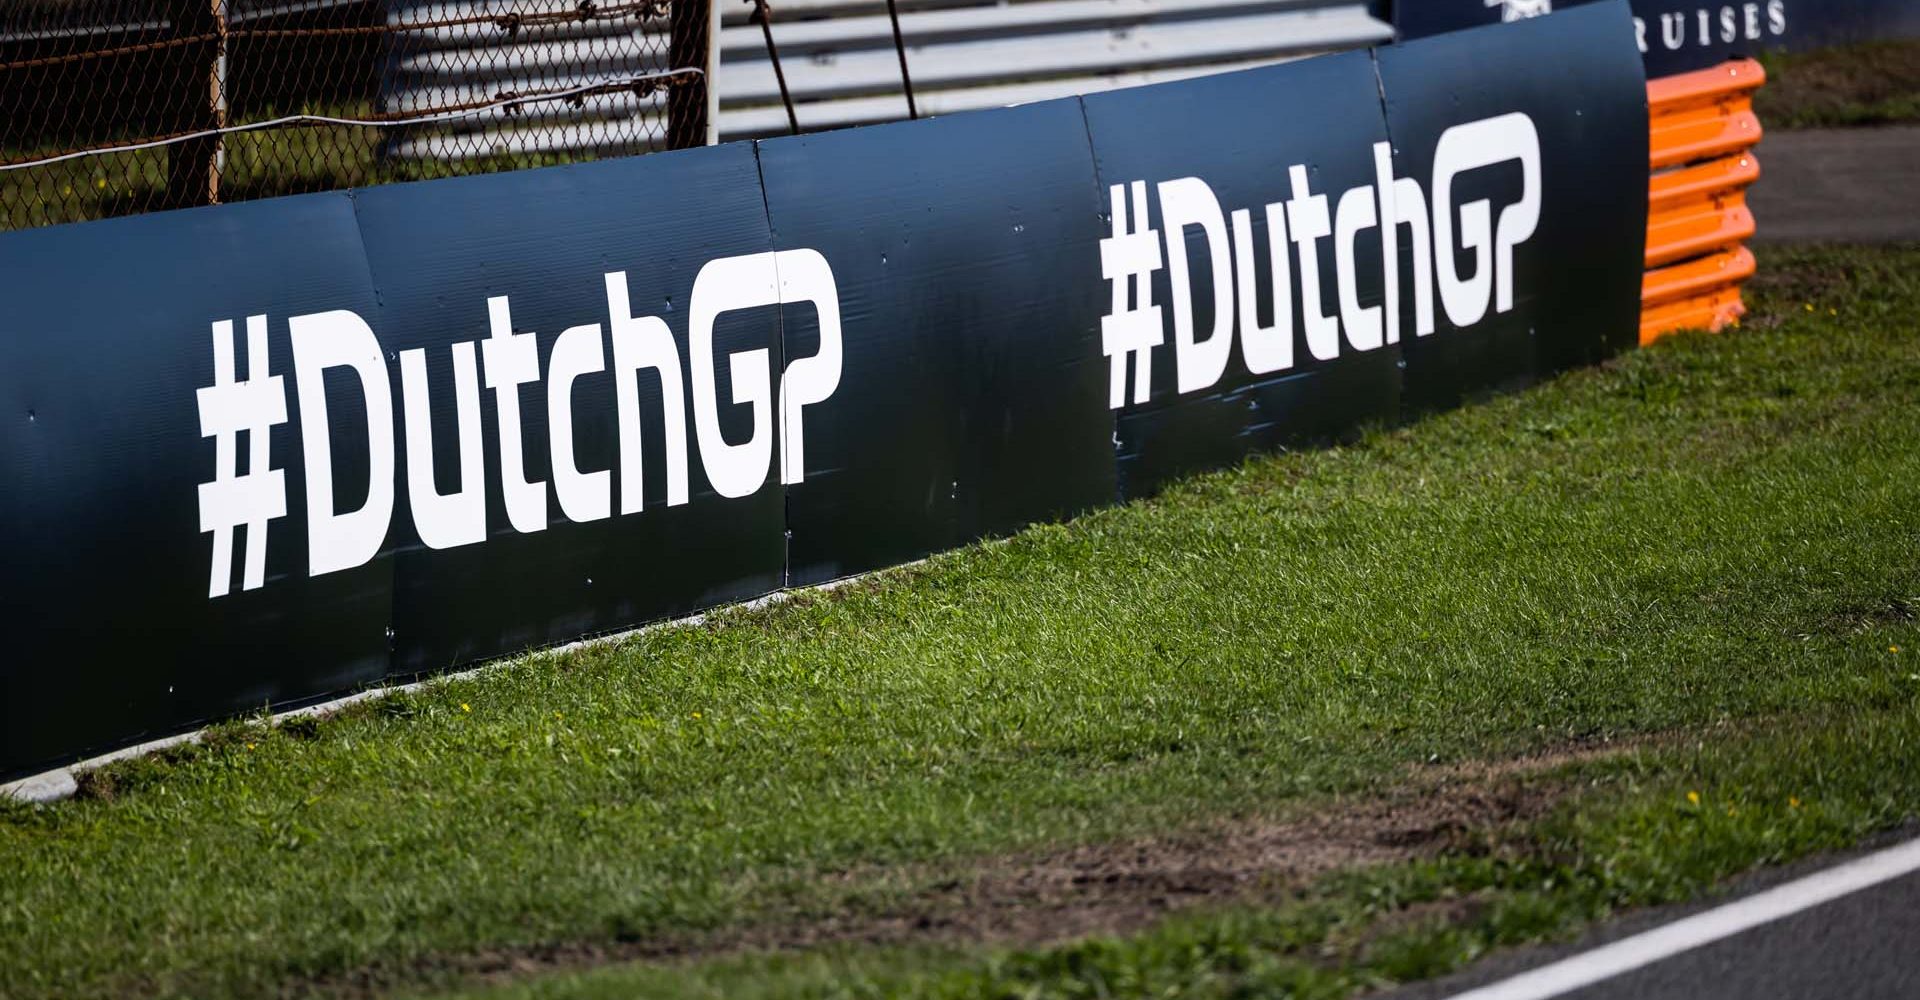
<box><xmin>1</xmin><ymin>0</ymin><xmax>715</xmax><ymax>232</ymax></box>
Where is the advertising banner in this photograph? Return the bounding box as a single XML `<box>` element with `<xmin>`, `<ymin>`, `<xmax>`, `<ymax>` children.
<box><xmin>350</xmin><ymin>143</ymin><xmax>789</xmax><ymax>673</ymax></box>
<box><xmin>756</xmin><ymin>100</ymin><xmax>1117</xmax><ymax>584</ymax></box>
<box><xmin>1082</xmin><ymin>51</ymin><xmax>1403</xmax><ymax>498</ymax></box>
<box><xmin>1379</xmin><ymin>2</ymin><xmax>1648</xmax><ymax>412</ymax></box>
<box><xmin>0</xmin><ymin>194</ymin><xmax>393</xmax><ymax>774</ymax></box>
<box><xmin>0</xmin><ymin>1</ymin><xmax>1651</xmax><ymax>781</ymax></box>
<box><xmin>1393</xmin><ymin>0</ymin><xmax>1920</xmax><ymax>77</ymax></box>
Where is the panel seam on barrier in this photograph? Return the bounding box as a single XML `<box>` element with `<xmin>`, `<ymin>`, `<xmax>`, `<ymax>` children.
<box><xmin>748</xmin><ymin>138</ymin><xmax>794</xmax><ymax>590</ymax></box>
<box><xmin>1365</xmin><ymin>42</ymin><xmax>1411</xmax><ymax>411</ymax></box>
<box><xmin>1072</xmin><ymin>94</ymin><xmax>1126</xmax><ymax>509</ymax></box>
<box><xmin>341</xmin><ymin>183</ymin><xmax>407</xmax><ymax>678</ymax></box>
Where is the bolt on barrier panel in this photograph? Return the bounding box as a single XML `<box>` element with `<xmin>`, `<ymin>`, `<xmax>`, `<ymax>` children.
<box><xmin>0</xmin><ymin>0</ymin><xmax>717</xmax><ymax>232</ymax></box>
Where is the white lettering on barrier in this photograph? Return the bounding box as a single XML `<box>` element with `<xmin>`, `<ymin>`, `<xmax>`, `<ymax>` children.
<box><xmin>196</xmin><ymin>315</ymin><xmax>288</xmax><ymax>596</ymax></box>
<box><xmin>1098</xmin><ymin>111</ymin><xmax>1543</xmax><ymax>408</ymax></box>
<box><xmin>1635</xmin><ymin>1</ymin><xmax>1789</xmax><ymax>53</ymax></box>
<box><xmin>290</xmin><ymin>309</ymin><xmax>394</xmax><ymax>577</ymax></box>
<box><xmin>194</xmin><ymin>110</ymin><xmax>1542</xmax><ymax>593</ymax></box>
<box><xmin>398</xmin><ymin>340</ymin><xmax>485</xmax><ymax>550</ymax></box>
<box><xmin>1496</xmin><ymin>0</ymin><xmax>1791</xmax><ymax>55</ymax></box>
<box><xmin>195</xmin><ymin>252</ymin><xmax>844</xmax><ymax>593</ymax></box>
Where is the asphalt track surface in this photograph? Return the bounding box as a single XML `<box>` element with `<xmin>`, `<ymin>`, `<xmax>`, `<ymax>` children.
<box><xmin>1747</xmin><ymin>125</ymin><xmax>1920</xmax><ymax>243</ymax></box>
<box><xmin>1381</xmin><ymin>834</ymin><xmax>1920</xmax><ymax>1000</ymax></box>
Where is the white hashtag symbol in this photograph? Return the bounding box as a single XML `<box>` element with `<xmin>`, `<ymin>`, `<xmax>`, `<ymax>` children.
<box><xmin>197</xmin><ymin>316</ymin><xmax>289</xmax><ymax>598</ymax></box>
<box><xmin>1100</xmin><ymin>181</ymin><xmax>1164</xmax><ymax>409</ymax></box>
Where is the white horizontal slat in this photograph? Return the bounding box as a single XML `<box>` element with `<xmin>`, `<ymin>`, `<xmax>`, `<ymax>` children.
<box><xmin>398</xmin><ymin>30</ymin><xmax>667</xmax><ymax>77</ymax></box>
<box><xmin>228</xmin><ymin>0</ymin><xmax>368</xmax><ymax>23</ymax></box>
<box><xmin>383</xmin><ymin>87</ymin><xmax>666</xmax><ymax>130</ymax></box>
<box><xmin>719</xmin><ymin>52</ymin><xmax>1298</xmax><ymax>137</ymax></box>
<box><xmin>383</xmin><ymin>118</ymin><xmax>666</xmax><ymax>159</ymax></box>
<box><xmin>717</xmin><ymin>3</ymin><xmax>1387</xmax><ymax>104</ymax></box>
<box><xmin>721</xmin><ymin>0</ymin><xmax>1323</xmax><ymax>55</ymax></box>
<box><xmin>0</xmin><ymin>19</ymin><xmax>169</xmax><ymax>42</ymax></box>
<box><xmin>721</xmin><ymin>0</ymin><xmax>989</xmax><ymax>28</ymax></box>
<box><xmin>387</xmin><ymin>0</ymin><xmax>621</xmax><ymax>23</ymax></box>
<box><xmin>381</xmin><ymin>64</ymin><xmax>673</xmax><ymax>112</ymax></box>
<box><xmin>395</xmin><ymin>15</ymin><xmax>663</xmax><ymax>50</ymax></box>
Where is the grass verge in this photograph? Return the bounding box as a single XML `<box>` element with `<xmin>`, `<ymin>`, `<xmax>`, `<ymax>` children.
<box><xmin>1757</xmin><ymin>39</ymin><xmax>1920</xmax><ymax>128</ymax></box>
<box><xmin>1</xmin><ymin>244</ymin><xmax>1917</xmax><ymax>1000</ymax></box>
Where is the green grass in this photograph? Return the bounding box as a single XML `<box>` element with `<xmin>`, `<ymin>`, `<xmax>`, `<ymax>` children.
<box><xmin>3</xmin><ymin>244</ymin><xmax>1919</xmax><ymax>1000</ymax></box>
<box><xmin>1757</xmin><ymin>39</ymin><xmax>1920</xmax><ymax>128</ymax></box>
<box><xmin>425</xmin><ymin>706</ymin><xmax>1920</xmax><ymax>1000</ymax></box>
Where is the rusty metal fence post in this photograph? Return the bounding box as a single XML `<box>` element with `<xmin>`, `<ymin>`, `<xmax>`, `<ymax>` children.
<box><xmin>165</xmin><ymin>0</ymin><xmax>227</xmax><ymax>208</ymax></box>
<box><xmin>668</xmin><ymin>0</ymin><xmax>714</xmax><ymax>148</ymax></box>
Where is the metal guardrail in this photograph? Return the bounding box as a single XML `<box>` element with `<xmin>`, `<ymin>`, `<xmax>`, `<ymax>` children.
<box><xmin>1640</xmin><ymin>58</ymin><xmax>1765</xmax><ymax>345</ymax></box>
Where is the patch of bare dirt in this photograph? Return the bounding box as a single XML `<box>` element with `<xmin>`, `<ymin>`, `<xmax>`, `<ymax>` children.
<box><xmin>290</xmin><ymin>738</ymin><xmax>1646</xmax><ymax>1000</ymax></box>
<box><xmin>1817</xmin><ymin>595</ymin><xmax>1920</xmax><ymax>637</ymax></box>
<box><xmin>1744</xmin><ymin>252</ymin><xmax>1864</xmax><ymax>307</ymax></box>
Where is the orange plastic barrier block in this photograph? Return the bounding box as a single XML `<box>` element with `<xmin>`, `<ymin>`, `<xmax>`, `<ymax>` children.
<box><xmin>1650</xmin><ymin>107</ymin><xmax>1762</xmax><ymax>169</ymax></box>
<box><xmin>1652</xmin><ymin>91</ymin><xmax>1752</xmax><ymax>132</ymax></box>
<box><xmin>1647</xmin><ymin>59</ymin><xmax>1767</xmax><ymax>116</ymax></box>
<box><xmin>1639</xmin><ymin>59</ymin><xmax>1765</xmax><ymax>347</ymax></box>
<box><xmin>1640</xmin><ymin>288</ymin><xmax>1745</xmax><ymax>344</ymax></box>
<box><xmin>1649</xmin><ymin>151</ymin><xmax>1760</xmax><ymax>213</ymax></box>
<box><xmin>1642</xmin><ymin>245</ymin><xmax>1756</xmax><ymax>308</ymax></box>
<box><xmin>1645</xmin><ymin>195</ymin><xmax>1754</xmax><ymax>268</ymax></box>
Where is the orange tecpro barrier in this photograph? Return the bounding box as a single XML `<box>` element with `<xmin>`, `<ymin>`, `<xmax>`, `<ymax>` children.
<box><xmin>1641</xmin><ymin>59</ymin><xmax>1765</xmax><ymax>345</ymax></box>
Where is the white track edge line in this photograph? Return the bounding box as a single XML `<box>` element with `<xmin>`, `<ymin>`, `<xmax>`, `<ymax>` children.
<box><xmin>1443</xmin><ymin>835</ymin><xmax>1920</xmax><ymax>1000</ymax></box>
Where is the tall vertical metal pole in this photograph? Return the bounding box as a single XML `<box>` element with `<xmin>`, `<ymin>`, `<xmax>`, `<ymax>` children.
<box><xmin>750</xmin><ymin>0</ymin><xmax>800</xmax><ymax>135</ymax></box>
<box><xmin>704</xmin><ymin>0</ymin><xmax>724</xmax><ymax>144</ymax></box>
<box><xmin>884</xmin><ymin>0</ymin><xmax>917</xmax><ymax>119</ymax></box>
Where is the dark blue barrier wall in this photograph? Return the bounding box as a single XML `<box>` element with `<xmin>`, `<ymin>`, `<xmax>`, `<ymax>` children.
<box><xmin>352</xmin><ymin>143</ymin><xmax>787</xmax><ymax>673</ymax></box>
<box><xmin>0</xmin><ymin>194</ymin><xmax>392</xmax><ymax>773</ymax></box>
<box><xmin>1393</xmin><ymin>0</ymin><xmax>1920</xmax><ymax>76</ymax></box>
<box><xmin>1380</xmin><ymin>3</ymin><xmax>1648</xmax><ymax>412</ymax></box>
<box><xmin>1083</xmin><ymin>50</ymin><xmax>1402</xmax><ymax>498</ymax></box>
<box><xmin>757</xmin><ymin>99</ymin><xmax>1116</xmax><ymax>585</ymax></box>
<box><xmin>0</xmin><ymin>1</ymin><xmax>1648</xmax><ymax>781</ymax></box>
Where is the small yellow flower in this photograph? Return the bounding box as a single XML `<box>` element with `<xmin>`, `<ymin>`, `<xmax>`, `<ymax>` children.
<box><xmin>690</xmin><ymin>711</ymin><xmax>702</xmax><ymax>720</ymax></box>
<box><xmin>1804</xmin><ymin>303</ymin><xmax>1814</xmax><ymax>312</ymax></box>
<box><xmin>95</xmin><ymin>178</ymin><xmax>107</xmax><ymax>190</ymax></box>
<box><xmin>460</xmin><ymin>703</ymin><xmax>471</xmax><ymax>713</ymax></box>
<box><xmin>554</xmin><ymin>711</ymin><xmax>564</xmax><ymax>720</ymax></box>
<box><xmin>246</xmin><ymin>742</ymin><xmax>256</xmax><ymax>750</ymax></box>
<box><xmin>1789</xmin><ymin>796</ymin><xmax>1802</xmax><ymax>809</ymax></box>
<box><xmin>1687</xmin><ymin>790</ymin><xmax>1701</xmax><ymax>806</ymax></box>
<box><xmin>1829</xmin><ymin>308</ymin><xmax>1838</xmax><ymax>316</ymax></box>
